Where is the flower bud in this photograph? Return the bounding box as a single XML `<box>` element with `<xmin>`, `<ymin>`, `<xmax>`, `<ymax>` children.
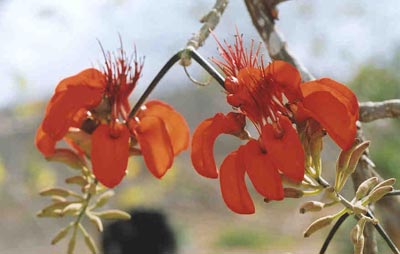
<box><xmin>355</xmin><ymin>177</ymin><xmax>379</xmax><ymax>200</ymax></box>
<box><xmin>335</xmin><ymin>141</ymin><xmax>369</xmax><ymax>191</ymax></box>
<box><xmin>371</xmin><ymin>178</ymin><xmax>396</xmax><ymax>193</ymax></box>
<box><xmin>367</xmin><ymin>186</ymin><xmax>393</xmax><ymax>203</ymax></box>
<box><xmin>300</xmin><ymin>201</ymin><xmax>325</xmax><ymax>214</ymax></box>
<box><xmin>303</xmin><ymin>215</ymin><xmax>334</xmax><ymax>238</ymax></box>
<box><xmin>345</xmin><ymin>141</ymin><xmax>370</xmax><ymax>176</ymax></box>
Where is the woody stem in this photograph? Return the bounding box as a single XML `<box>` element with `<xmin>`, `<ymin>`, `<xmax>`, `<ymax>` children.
<box><xmin>128</xmin><ymin>48</ymin><xmax>225</xmax><ymax>119</ymax></box>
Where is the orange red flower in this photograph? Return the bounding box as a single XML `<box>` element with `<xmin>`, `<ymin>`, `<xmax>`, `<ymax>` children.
<box><xmin>191</xmin><ymin>34</ymin><xmax>359</xmax><ymax>214</ymax></box>
<box><xmin>36</xmin><ymin>47</ymin><xmax>189</xmax><ymax>188</ymax></box>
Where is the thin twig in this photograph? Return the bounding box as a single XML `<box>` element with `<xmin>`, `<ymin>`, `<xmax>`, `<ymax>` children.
<box><xmin>319</xmin><ymin>213</ymin><xmax>350</xmax><ymax>254</ymax></box>
<box><xmin>128</xmin><ymin>48</ymin><xmax>225</xmax><ymax>118</ymax></box>
<box><xmin>180</xmin><ymin>0</ymin><xmax>228</xmax><ymax>66</ymax></box>
<box><xmin>128</xmin><ymin>51</ymin><xmax>182</xmax><ymax>118</ymax></box>
<box><xmin>189</xmin><ymin>49</ymin><xmax>225</xmax><ymax>88</ymax></box>
<box><xmin>359</xmin><ymin>99</ymin><xmax>400</xmax><ymax>122</ymax></box>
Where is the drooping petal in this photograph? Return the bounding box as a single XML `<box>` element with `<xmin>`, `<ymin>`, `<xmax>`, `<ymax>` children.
<box><xmin>42</xmin><ymin>70</ymin><xmax>106</xmax><ymax>141</ymax></box>
<box><xmin>267</xmin><ymin>60</ymin><xmax>302</xmax><ymax>102</ymax></box>
<box><xmin>262</xmin><ymin>116</ymin><xmax>305</xmax><ymax>182</ymax></box>
<box><xmin>35</xmin><ymin>124</ymin><xmax>56</xmax><ymax>157</ymax></box>
<box><xmin>42</xmin><ymin>85</ymin><xmax>105</xmax><ymax>140</ymax></box>
<box><xmin>302</xmin><ymin>90</ymin><xmax>357</xmax><ymax>150</ymax></box>
<box><xmin>91</xmin><ymin>124</ymin><xmax>130</xmax><ymax>188</ymax></box>
<box><xmin>139</xmin><ymin>100</ymin><xmax>190</xmax><ymax>155</ymax></box>
<box><xmin>191</xmin><ymin>112</ymin><xmax>246</xmax><ymax>178</ymax></box>
<box><xmin>301</xmin><ymin>78</ymin><xmax>359</xmax><ymax>119</ymax></box>
<box><xmin>135</xmin><ymin>116</ymin><xmax>174</xmax><ymax>178</ymax></box>
<box><xmin>239</xmin><ymin>140</ymin><xmax>284</xmax><ymax>200</ymax></box>
<box><xmin>220</xmin><ymin>151</ymin><xmax>255</xmax><ymax>214</ymax></box>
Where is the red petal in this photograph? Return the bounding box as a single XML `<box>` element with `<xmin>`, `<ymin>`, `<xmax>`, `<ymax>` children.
<box><xmin>42</xmin><ymin>69</ymin><xmax>106</xmax><ymax>141</ymax></box>
<box><xmin>239</xmin><ymin>140</ymin><xmax>284</xmax><ymax>200</ymax></box>
<box><xmin>191</xmin><ymin>112</ymin><xmax>246</xmax><ymax>178</ymax></box>
<box><xmin>262</xmin><ymin>116</ymin><xmax>305</xmax><ymax>182</ymax></box>
<box><xmin>136</xmin><ymin>116</ymin><xmax>174</xmax><ymax>178</ymax></box>
<box><xmin>302</xmin><ymin>90</ymin><xmax>357</xmax><ymax>150</ymax></box>
<box><xmin>35</xmin><ymin>124</ymin><xmax>56</xmax><ymax>157</ymax></box>
<box><xmin>220</xmin><ymin>151</ymin><xmax>255</xmax><ymax>214</ymax></box>
<box><xmin>91</xmin><ymin>124</ymin><xmax>130</xmax><ymax>188</ymax></box>
<box><xmin>267</xmin><ymin>60</ymin><xmax>302</xmax><ymax>102</ymax></box>
<box><xmin>139</xmin><ymin>100</ymin><xmax>190</xmax><ymax>155</ymax></box>
<box><xmin>55</xmin><ymin>68</ymin><xmax>106</xmax><ymax>92</ymax></box>
<box><xmin>302</xmin><ymin>78</ymin><xmax>359</xmax><ymax>119</ymax></box>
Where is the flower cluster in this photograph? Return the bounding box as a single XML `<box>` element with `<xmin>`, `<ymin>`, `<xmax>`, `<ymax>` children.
<box><xmin>191</xmin><ymin>34</ymin><xmax>359</xmax><ymax>214</ymax></box>
<box><xmin>35</xmin><ymin>47</ymin><xmax>190</xmax><ymax>188</ymax></box>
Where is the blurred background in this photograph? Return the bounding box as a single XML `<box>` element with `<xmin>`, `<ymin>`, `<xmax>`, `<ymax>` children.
<box><xmin>0</xmin><ymin>0</ymin><xmax>400</xmax><ymax>253</ymax></box>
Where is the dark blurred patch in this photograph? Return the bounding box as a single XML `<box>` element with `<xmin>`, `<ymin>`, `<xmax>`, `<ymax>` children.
<box><xmin>102</xmin><ymin>208</ymin><xmax>177</xmax><ymax>254</ymax></box>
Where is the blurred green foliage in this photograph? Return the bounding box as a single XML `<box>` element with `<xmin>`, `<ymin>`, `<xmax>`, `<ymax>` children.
<box><xmin>214</xmin><ymin>227</ymin><xmax>268</xmax><ymax>249</ymax></box>
<box><xmin>349</xmin><ymin>50</ymin><xmax>400</xmax><ymax>181</ymax></box>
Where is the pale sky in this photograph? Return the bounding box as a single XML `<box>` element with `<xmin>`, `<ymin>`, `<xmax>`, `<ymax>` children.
<box><xmin>0</xmin><ymin>0</ymin><xmax>399</xmax><ymax>107</ymax></box>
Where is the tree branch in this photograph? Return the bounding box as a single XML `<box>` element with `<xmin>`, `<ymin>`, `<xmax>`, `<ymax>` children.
<box><xmin>180</xmin><ymin>0</ymin><xmax>228</xmax><ymax>66</ymax></box>
<box><xmin>243</xmin><ymin>0</ymin><xmax>314</xmax><ymax>82</ymax></box>
<box><xmin>359</xmin><ymin>99</ymin><xmax>400</xmax><ymax>122</ymax></box>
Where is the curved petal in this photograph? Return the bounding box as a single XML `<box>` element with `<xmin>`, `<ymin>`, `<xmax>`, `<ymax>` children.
<box><xmin>239</xmin><ymin>140</ymin><xmax>284</xmax><ymax>200</ymax></box>
<box><xmin>191</xmin><ymin>112</ymin><xmax>246</xmax><ymax>178</ymax></box>
<box><xmin>301</xmin><ymin>78</ymin><xmax>359</xmax><ymax>119</ymax></box>
<box><xmin>220</xmin><ymin>151</ymin><xmax>255</xmax><ymax>214</ymax></box>
<box><xmin>267</xmin><ymin>60</ymin><xmax>302</xmax><ymax>102</ymax></box>
<box><xmin>42</xmin><ymin>85</ymin><xmax>105</xmax><ymax>140</ymax></box>
<box><xmin>35</xmin><ymin>124</ymin><xmax>56</xmax><ymax>157</ymax></box>
<box><xmin>302</xmin><ymin>90</ymin><xmax>357</xmax><ymax>150</ymax></box>
<box><xmin>139</xmin><ymin>100</ymin><xmax>190</xmax><ymax>155</ymax></box>
<box><xmin>136</xmin><ymin>116</ymin><xmax>174</xmax><ymax>178</ymax></box>
<box><xmin>91</xmin><ymin>124</ymin><xmax>130</xmax><ymax>188</ymax></box>
<box><xmin>55</xmin><ymin>68</ymin><xmax>106</xmax><ymax>92</ymax></box>
<box><xmin>262</xmin><ymin>116</ymin><xmax>305</xmax><ymax>182</ymax></box>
